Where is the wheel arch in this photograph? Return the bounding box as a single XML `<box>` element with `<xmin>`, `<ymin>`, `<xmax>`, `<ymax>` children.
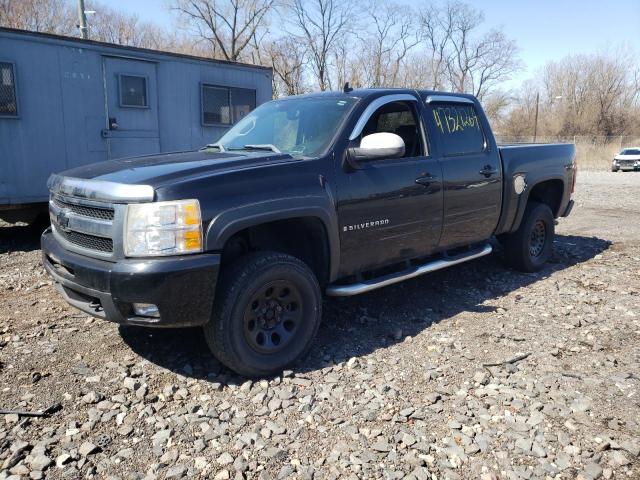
<box><xmin>205</xmin><ymin>197</ymin><xmax>340</xmax><ymax>284</ymax></box>
<box><xmin>511</xmin><ymin>176</ymin><xmax>565</xmax><ymax>232</ymax></box>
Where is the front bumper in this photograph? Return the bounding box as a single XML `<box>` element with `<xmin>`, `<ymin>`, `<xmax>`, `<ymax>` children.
<box><xmin>613</xmin><ymin>162</ymin><xmax>640</xmax><ymax>171</ymax></box>
<box><xmin>41</xmin><ymin>228</ymin><xmax>221</xmax><ymax>327</ymax></box>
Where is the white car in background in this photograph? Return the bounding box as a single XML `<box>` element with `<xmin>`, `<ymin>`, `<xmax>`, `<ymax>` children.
<box><xmin>612</xmin><ymin>147</ymin><xmax>640</xmax><ymax>172</ymax></box>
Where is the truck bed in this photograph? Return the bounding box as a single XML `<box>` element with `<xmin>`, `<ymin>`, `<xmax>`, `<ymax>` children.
<box><xmin>495</xmin><ymin>142</ymin><xmax>576</xmax><ymax>235</ymax></box>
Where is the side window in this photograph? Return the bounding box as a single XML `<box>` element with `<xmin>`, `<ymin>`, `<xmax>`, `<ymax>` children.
<box><xmin>202</xmin><ymin>85</ymin><xmax>231</xmax><ymax>125</ymax></box>
<box><xmin>202</xmin><ymin>84</ymin><xmax>256</xmax><ymax>126</ymax></box>
<box><xmin>361</xmin><ymin>101</ymin><xmax>424</xmax><ymax>158</ymax></box>
<box><xmin>431</xmin><ymin>103</ymin><xmax>485</xmax><ymax>155</ymax></box>
<box><xmin>230</xmin><ymin>87</ymin><xmax>256</xmax><ymax>123</ymax></box>
<box><xmin>0</xmin><ymin>62</ymin><xmax>18</xmax><ymax>117</ymax></box>
<box><xmin>119</xmin><ymin>74</ymin><xmax>148</xmax><ymax>108</ymax></box>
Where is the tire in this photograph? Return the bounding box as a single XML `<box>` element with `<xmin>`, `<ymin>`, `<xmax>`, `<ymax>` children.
<box><xmin>502</xmin><ymin>201</ymin><xmax>555</xmax><ymax>272</ymax></box>
<box><xmin>611</xmin><ymin>167</ymin><xmax>619</xmax><ymax>172</ymax></box>
<box><xmin>204</xmin><ymin>251</ymin><xmax>322</xmax><ymax>377</ymax></box>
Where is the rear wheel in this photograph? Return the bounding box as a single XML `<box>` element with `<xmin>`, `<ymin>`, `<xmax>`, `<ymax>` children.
<box><xmin>502</xmin><ymin>201</ymin><xmax>555</xmax><ymax>272</ymax></box>
<box><xmin>204</xmin><ymin>251</ymin><xmax>321</xmax><ymax>377</ymax></box>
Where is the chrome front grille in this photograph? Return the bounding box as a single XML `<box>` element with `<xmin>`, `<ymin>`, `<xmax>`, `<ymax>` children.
<box><xmin>52</xmin><ymin>196</ymin><xmax>114</xmax><ymax>221</ymax></box>
<box><xmin>46</xmin><ymin>174</ymin><xmax>155</xmax><ymax>260</ymax></box>
<box><xmin>49</xmin><ymin>194</ymin><xmax>119</xmax><ymax>258</ymax></box>
<box><xmin>56</xmin><ymin>228</ymin><xmax>114</xmax><ymax>252</ymax></box>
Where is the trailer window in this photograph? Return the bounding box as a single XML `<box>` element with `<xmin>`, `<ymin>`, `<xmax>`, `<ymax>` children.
<box><xmin>231</xmin><ymin>87</ymin><xmax>256</xmax><ymax>123</ymax></box>
<box><xmin>202</xmin><ymin>84</ymin><xmax>256</xmax><ymax>126</ymax></box>
<box><xmin>119</xmin><ymin>74</ymin><xmax>148</xmax><ymax>108</ymax></box>
<box><xmin>0</xmin><ymin>62</ymin><xmax>17</xmax><ymax>117</ymax></box>
<box><xmin>431</xmin><ymin>103</ymin><xmax>485</xmax><ymax>155</ymax></box>
<box><xmin>202</xmin><ymin>85</ymin><xmax>231</xmax><ymax>125</ymax></box>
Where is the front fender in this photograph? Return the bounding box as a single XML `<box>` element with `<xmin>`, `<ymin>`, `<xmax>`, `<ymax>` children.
<box><xmin>204</xmin><ymin>195</ymin><xmax>341</xmax><ymax>282</ymax></box>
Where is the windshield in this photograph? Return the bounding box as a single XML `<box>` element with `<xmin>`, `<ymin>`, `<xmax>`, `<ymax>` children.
<box><xmin>621</xmin><ymin>148</ymin><xmax>640</xmax><ymax>155</ymax></box>
<box><xmin>212</xmin><ymin>96</ymin><xmax>358</xmax><ymax>157</ymax></box>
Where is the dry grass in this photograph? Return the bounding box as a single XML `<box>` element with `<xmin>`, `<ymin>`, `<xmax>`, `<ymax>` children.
<box><xmin>576</xmin><ymin>142</ymin><xmax>621</xmax><ymax>171</ymax></box>
<box><xmin>497</xmin><ymin>136</ymin><xmax>640</xmax><ymax>171</ymax></box>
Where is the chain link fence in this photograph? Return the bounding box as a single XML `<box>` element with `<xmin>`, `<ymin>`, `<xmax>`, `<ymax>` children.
<box><xmin>495</xmin><ymin>135</ymin><xmax>640</xmax><ymax>170</ymax></box>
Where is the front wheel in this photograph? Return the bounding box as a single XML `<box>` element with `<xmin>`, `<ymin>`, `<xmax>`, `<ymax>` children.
<box><xmin>204</xmin><ymin>252</ymin><xmax>322</xmax><ymax>377</ymax></box>
<box><xmin>502</xmin><ymin>201</ymin><xmax>555</xmax><ymax>272</ymax></box>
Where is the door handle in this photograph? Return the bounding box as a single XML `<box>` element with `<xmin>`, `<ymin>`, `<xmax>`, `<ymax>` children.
<box><xmin>415</xmin><ymin>173</ymin><xmax>437</xmax><ymax>186</ymax></box>
<box><xmin>479</xmin><ymin>165</ymin><xmax>498</xmax><ymax>177</ymax></box>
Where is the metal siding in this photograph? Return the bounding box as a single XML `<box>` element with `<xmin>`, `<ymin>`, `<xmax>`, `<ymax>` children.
<box><xmin>0</xmin><ymin>30</ymin><xmax>272</xmax><ymax>207</ymax></box>
<box><xmin>0</xmin><ymin>38</ymin><xmax>67</xmax><ymax>203</ymax></box>
<box><xmin>58</xmin><ymin>46</ymin><xmax>108</xmax><ymax>168</ymax></box>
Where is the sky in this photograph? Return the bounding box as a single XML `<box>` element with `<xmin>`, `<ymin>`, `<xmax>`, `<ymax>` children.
<box><xmin>107</xmin><ymin>0</ymin><xmax>640</xmax><ymax>89</ymax></box>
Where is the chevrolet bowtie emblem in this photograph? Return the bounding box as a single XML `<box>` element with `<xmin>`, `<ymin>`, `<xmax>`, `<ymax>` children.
<box><xmin>56</xmin><ymin>209</ymin><xmax>70</xmax><ymax>230</ymax></box>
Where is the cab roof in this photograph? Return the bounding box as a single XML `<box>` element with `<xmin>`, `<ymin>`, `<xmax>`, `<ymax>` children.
<box><xmin>277</xmin><ymin>88</ymin><xmax>477</xmax><ymax>102</ymax></box>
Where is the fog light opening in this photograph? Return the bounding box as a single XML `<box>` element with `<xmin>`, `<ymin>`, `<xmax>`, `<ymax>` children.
<box><xmin>133</xmin><ymin>303</ymin><xmax>160</xmax><ymax>318</ymax></box>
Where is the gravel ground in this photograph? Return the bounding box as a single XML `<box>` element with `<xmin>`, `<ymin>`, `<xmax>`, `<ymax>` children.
<box><xmin>1</xmin><ymin>172</ymin><xmax>639</xmax><ymax>480</ymax></box>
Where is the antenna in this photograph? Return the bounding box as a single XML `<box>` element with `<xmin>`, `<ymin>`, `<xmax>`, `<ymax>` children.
<box><xmin>343</xmin><ymin>82</ymin><xmax>353</xmax><ymax>93</ymax></box>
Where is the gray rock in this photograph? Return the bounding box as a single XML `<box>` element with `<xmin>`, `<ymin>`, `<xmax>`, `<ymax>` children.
<box><xmin>515</xmin><ymin>438</ymin><xmax>532</xmax><ymax>453</ymax></box>
<box><xmin>28</xmin><ymin>454</ymin><xmax>52</xmax><ymax>471</ymax></box>
<box><xmin>371</xmin><ymin>440</ymin><xmax>392</xmax><ymax>452</ymax></box>
<box><xmin>78</xmin><ymin>442</ymin><xmax>100</xmax><ymax>457</ymax></box>
<box><xmin>579</xmin><ymin>463</ymin><xmax>603</xmax><ymax>480</ymax></box>
<box><xmin>620</xmin><ymin>439</ymin><xmax>640</xmax><ymax>457</ymax></box>
<box><xmin>123</xmin><ymin>377</ymin><xmax>140</xmax><ymax>391</ymax></box>
<box><xmin>217</xmin><ymin>452</ymin><xmax>234</xmax><ymax>466</ymax></box>
<box><xmin>55</xmin><ymin>454</ymin><xmax>72</xmax><ymax>468</ymax></box>
<box><xmin>606</xmin><ymin>450</ymin><xmax>630</xmax><ymax>467</ymax></box>
<box><xmin>165</xmin><ymin>465</ymin><xmax>186</xmax><ymax>478</ymax></box>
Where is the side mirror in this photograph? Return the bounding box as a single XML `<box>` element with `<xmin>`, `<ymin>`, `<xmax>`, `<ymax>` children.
<box><xmin>348</xmin><ymin>132</ymin><xmax>405</xmax><ymax>163</ymax></box>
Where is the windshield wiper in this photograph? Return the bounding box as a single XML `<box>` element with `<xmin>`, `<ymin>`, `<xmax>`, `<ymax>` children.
<box><xmin>228</xmin><ymin>144</ymin><xmax>281</xmax><ymax>153</ymax></box>
<box><xmin>201</xmin><ymin>143</ymin><xmax>225</xmax><ymax>152</ymax></box>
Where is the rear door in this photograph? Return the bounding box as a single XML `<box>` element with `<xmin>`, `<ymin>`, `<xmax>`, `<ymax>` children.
<box><xmin>426</xmin><ymin>97</ymin><xmax>502</xmax><ymax>248</ymax></box>
<box><xmin>102</xmin><ymin>57</ymin><xmax>160</xmax><ymax>159</ymax></box>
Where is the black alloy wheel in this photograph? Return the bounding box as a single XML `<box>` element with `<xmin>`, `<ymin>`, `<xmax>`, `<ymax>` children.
<box><xmin>204</xmin><ymin>251</ymin><xmax>322</xmax><ymax>377</ymax></box>
<box><xmin>243</xmin><ymin>280</ymin><xmax>303</xmax><ymax>354</ymax></box>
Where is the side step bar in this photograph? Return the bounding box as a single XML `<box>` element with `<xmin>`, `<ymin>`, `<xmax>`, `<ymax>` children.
<box><xmin>326</xmin><ymin>244</ymin><xmax>492</xmax><ymax>297</ymax></box>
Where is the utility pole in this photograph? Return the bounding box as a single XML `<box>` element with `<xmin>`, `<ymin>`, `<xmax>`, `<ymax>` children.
<box><xmin>533</xmin><ymin>92</ymin><xmax>539</xmax><ymax>142</ymax></box>
<box><xmin>77</xmin><ymin>0</ymin><xmax>88</xmax><ymax>39</ymax></box>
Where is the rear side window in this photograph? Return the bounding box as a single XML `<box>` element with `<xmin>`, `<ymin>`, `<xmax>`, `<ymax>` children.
<box><xmin>432</xmin><ymin>103</ymin><xmax>485</xmax><ymax>155</ymax></box>
<box><xmin>0</xmin><ymin>62</ymin><xmax>18</xmax><ymax>117</ymax></box>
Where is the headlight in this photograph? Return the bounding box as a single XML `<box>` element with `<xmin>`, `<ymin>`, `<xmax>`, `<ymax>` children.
<box><xmin>124</xmin><ymin>200</ymin><xmax>202</xmax><ymax>257</ymax></box>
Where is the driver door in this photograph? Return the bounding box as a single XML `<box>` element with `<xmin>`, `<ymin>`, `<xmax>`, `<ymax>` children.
<box><xmin>336</xmin><ymin>97</ymin><xmax>444</xmax><ymax>275</ymax></box>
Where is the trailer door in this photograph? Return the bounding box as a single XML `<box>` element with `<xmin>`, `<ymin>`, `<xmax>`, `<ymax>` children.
<box><xmin>102</xmin><ymin>56</ymin><xmax>160</xmax><ymax>160</ymax></box>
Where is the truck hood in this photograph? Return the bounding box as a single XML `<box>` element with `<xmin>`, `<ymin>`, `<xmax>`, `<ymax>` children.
<box><xmin>60</xmin><ymin>150</ymin><xmax>296</xmax><ymax>188</ymax></box>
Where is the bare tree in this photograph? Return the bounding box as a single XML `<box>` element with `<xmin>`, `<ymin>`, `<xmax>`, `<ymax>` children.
<box><xmin>418</xmin><ymin>1</ymin><xmax>520</xmax><ymax>100</ymax></box>
<box><xmin>87</xmin><ymin>2</ymin><xmax>168</xmax><ymax>49</ymax></box>
<box><xmin>289</xmin><ymin>0</ymin><xmax>352</xmax><ymax>91</ymax></box>
<box><xmin>265</xmin><ymin>37</ymin><xmax>308</xmax><ymax>97</ymax></box>
<box><xmin>172</xmin><ymin>0</ymin><xmax>275</xmax><ymax>61</ymax></box>
<box><xmin>0</xmin><ymin>0</ymin><xmax>75</xmax><ymax>35</ymax></box>
<box><xmin>417</xmin><ymin>3</ymin><xmax>451</xmax><ymax>90</ymax></box>
<box><xmin>501</xmin><ymin>50</ymin><xmax>640</xmax><ymax>138</ymax></box>
<box><xmin>358</xmin><ymin>0</ymin><xmax>419</xmax><ymax>87</ymax></box>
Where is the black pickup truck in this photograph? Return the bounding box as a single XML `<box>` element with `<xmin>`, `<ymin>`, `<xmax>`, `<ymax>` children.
<box><xmin>42</xmin><ymin>89</ymin><xmax>576</xmax><ymax>376</ymax></box>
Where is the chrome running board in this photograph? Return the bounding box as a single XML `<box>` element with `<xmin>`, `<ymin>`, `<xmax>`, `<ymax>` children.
<box><xmin>326</xmin><ymin>244</ymin><xmax>492</xmax><ymax>297</ymax></box>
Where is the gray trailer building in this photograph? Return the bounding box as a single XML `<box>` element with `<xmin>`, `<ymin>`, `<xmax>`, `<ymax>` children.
<box><xmin>0</xmin><ymin>27</ymin><xmax>272</xmax><ymax>222</ymax></box>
